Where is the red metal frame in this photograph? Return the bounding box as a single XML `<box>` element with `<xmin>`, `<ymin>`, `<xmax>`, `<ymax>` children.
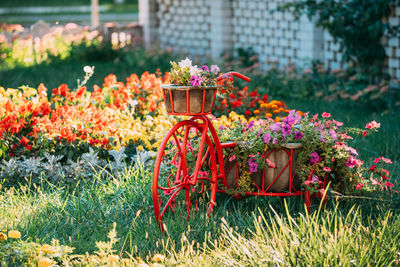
<box><xmin>153</xmin><ymin>72</ymin><xmax>327</xmax><ymax>231</ymax></box>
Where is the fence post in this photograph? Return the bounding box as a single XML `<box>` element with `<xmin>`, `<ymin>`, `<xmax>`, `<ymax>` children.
<box><xmin>210</xmin><ymin>0</ymin><xmax>233</xmax><ymax>59</ymax></box>
<box><xmin>139</xmin><ymin>0</ymin><xmax>159</xmax><ymax>47</ymax></box>
<box><xmin>91</xmin><ymin>0</ymin><xmax>100</xmax><ymax>28</ymax></box>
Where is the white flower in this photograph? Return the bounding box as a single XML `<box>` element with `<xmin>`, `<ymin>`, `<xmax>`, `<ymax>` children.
<box><xmin>178</xmin><ymin>58</ymin><xmax>192</xmax><ymax>69</ymax></box>
<box><xmin>190</xmin><ymin>65</ymin><xmax>201</xmax><ymax>76</ymax></box>
<box><xmin>211</xmin><ymin>65</ymin><xmax>220</xmax><ymax>74</ymax></box>
<box><xmin>83</xmin><ymin>66</ymin><xmax>94</xmax><ymax>74</ymax></box>
<box><xmin>128</xmin><ymin>99</ymin><xmax>138</xmax><ymax>106</ymax></box>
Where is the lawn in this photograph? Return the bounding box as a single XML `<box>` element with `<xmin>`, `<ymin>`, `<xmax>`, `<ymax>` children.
<box><xmin>1</xmin><ymin>162</ymin><xmax>399</xmax><ymax>265</ymax></box>
<box><xmin>1</xmin><ymin>39</ymin><xmax>400</xmax><ymax>265</ymax></box>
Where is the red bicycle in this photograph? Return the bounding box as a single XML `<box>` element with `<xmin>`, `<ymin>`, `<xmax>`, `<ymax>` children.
<box><xmin>152</xmin><ymin>72</ymin><xmax>326</xmax><ymax>230</ymax></box>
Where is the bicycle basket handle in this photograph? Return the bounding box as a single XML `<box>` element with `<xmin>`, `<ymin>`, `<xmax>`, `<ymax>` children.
<box><xmin>217</xmin><ymin>72</ymin><xmax>251</xmax><ymax>82</ymax></box>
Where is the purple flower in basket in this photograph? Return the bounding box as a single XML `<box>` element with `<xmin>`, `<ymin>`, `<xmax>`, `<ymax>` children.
<box><xmin>257</xmin><ymin>127</ymin><xmax>263</xmax><ymax>137</ymax></box>
<box><xmin>310</xmin><ymin>152</ymin><xmax>320</xmax><ymax>165</ymax></box>
<box><xmin>272</xmin><ymin>137</ymin><xmax>278</xmax><ymax>144</ymax></box>
<box><xmin>311</xmin><ymin>175</ymin><xmax>319</xmax><ymax>183</ymax></box>
<box><xmin>287</xmin><ymin>110</ymin><xmax>301</xmax><ymax>124</ymax></box>
<box><xmin>248</xmin><ymin>158</ymin><xmax>258</xmax><ymax>173</ymax></box>
<box><xmin>247</xmin><ymin>120</ymin><xmax>255</xmax><ymax>129</ymax></box>
<box><xmin>190</xmin><ymin>75</ymin><xmax>202</xmax><ymax>86</ymax></box>
<box><xmin>269</xmin><ymin>123</ymin><xmax>281</xmax><ymax>133</ymax></box>
<box><xmin>329</xmin><ymin>129</ymin><xmax>337</xmax><ymax>140</ymax></box>
<box><xmin>281</xmin><ymin>123</ymin><xmax>292</xmax><ymax>136</ymax></box>
<box><xmin>211</xmin><ymin>65</ymin><xmax>220</xmax><ymax>74</ymax></box>
<box><xmin>202</xmin><ymin>65</ymin><xmax>209</xmax><ymax>71</ymax></box>
<box><xmin>263</xmin><ymin>132</ymin><xmax>271</xmax><ymax>144</ymax></box>
<box><xmin>294</xmin><ymin>131</ymin><xmax>303</xmax><ymax>140</ymax></box>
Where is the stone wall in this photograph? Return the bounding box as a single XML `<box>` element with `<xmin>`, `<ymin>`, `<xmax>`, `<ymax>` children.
<box><xmin>140</xmin><ymin>0</ymin><xmax>400</xmax><ymax>78</ymax></box>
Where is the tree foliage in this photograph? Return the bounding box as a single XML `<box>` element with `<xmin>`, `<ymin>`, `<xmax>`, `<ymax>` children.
<box><xmin>279</xmin><ymin>0</ymin><xmax>400</xmax><ymax>79</ymax></box>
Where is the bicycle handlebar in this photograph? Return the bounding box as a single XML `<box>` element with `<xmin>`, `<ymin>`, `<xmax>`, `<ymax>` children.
<box><xmin>217</xmin><ymin>72</ymin><xmax>251</xmax><ymax>82</ymax></box>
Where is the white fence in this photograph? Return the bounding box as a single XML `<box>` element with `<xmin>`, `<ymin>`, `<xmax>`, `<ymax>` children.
<box><xmin>140</xmin><ymin>0</ymin><xmax>400</xmax><ymax>78</ymax></box>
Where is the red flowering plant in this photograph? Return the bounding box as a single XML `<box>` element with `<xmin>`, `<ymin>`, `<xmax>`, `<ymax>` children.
<box><xmin>216</xmin><ymin>110</ymin><xmax>395</xmax><ymax>195</ymax></box>
<box><xmin>214</xmin><ymin>84</ymin><xmax>290</xmax><ymax>119</ymax></box>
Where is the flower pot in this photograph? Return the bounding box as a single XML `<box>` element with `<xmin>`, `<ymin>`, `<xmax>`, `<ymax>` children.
<box><xmin>224</xmin><ymin>143</ymin><xmax>303</xmax><ymax>193</ymax></box>
<box><xmin>162</xmin><ymin>85</ymin><xmax>217</xmax><ymax>115</ymax></box>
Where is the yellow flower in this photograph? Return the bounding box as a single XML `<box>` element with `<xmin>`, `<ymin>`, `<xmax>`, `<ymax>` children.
<box><xmin>137</xmin><ymin>145</ymin><xmax>144</xmax><ymax>151</ymax></box>
<box><xmin>0</xmin><ymin>232</ymin><xmax>7</xmax><ymax>241</ymax></box>
<box><xmin>38</xmin><ymin>257</ymin><xmax>54</xmax><ymax>267</ymax></box>
<box><xmin>108</xmin><ymin>254</ymin><xmax>119</xmax><ymax>263</ymax></box>
<box><xmin>40</xmin><ymin>244</ymin><xmax>55</xmax><ymax>254</ymax></box>
<box><xmin>152</xmin><ymin>254</ymin><xmax>166</xmax><ymax>263</ymax></box>
<box><xmin>275</xmin><ymin>117</ymin><xmax>281</xmax><ymax>122</ymax></box>
<box><xmin>253</xmin><ymin>109</ymin><xmax>260</xmax><ymax>115</ymax></box>
<box><xmin>122</xmin><ymin>258</ymin><xmax>131</xmax><ymax>265</ymax></box>
<box><xmin>8</xmin><ymin>230</ymin><xmax>21</xmax><ymax>239</ymax></box>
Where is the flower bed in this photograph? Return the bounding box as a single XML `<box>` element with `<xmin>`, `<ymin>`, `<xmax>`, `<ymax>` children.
<box><xmin>0</xmin><ymin>68</ymin><xmax>292</xmax><ymax>185</ymax></box>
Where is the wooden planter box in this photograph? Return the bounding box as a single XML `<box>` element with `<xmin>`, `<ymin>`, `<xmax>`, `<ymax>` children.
<box><xmin>225</xmin><ymin>143</ymin><xmax>303</xmax><ymax>193</ymax></box>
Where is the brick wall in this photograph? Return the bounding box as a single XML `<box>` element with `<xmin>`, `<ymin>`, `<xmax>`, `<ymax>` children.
<box><xmin>140</xmin><ymin>0</ymin><xmax>400</xmax><ymax>79</ymax></box>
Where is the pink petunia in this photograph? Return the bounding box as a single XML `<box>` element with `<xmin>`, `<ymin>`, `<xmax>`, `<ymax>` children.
<box><xmin>332</xmin><ymin>119</ymin><xmax>343</xmax><ymax>126</ymax></box>
<box><xmin>323</xmin><ymin>167</ymin><xmax>331</xmax><ymax>172</ymax></box>
<box><xmin>310</xmin><ymin>152</ymin><xmax>320</xmax><ymax>165</ymax></box>
<box><xmin>365</xmin><ymin>120</ymin><xmax>380</xmax><ymax>129</ymax></box>
<box><xmin>370</xmin><ymin>178</ymin><xmax>380</xmax><ymax>185</ymax></box>
<box><xmin>229</xmin><ymin>155</ymin><xmax>236</xmax><ymax>162</ymax></box>
<box><xmin>340</xmin><ymin>133</ymin><xmax>353</xmax><ymax>140</ymax></box>
<box><xmin>266</xmin><ymin>158</ymin><xmax>277</xmax><ymax>168</ymax></box>
<box><xmin>381</xmin><ymin>157</ymin><xmax>392</xmax><ymax>164</ymax></box>
<box><xmin>322</xmin><ymin>112</ymin><xmax>331</xmax><ymax>118</ymax></box>
<box><xmin>345</xmin><ymin>156</ymin><xmax>362</xmax><ymax>168</ymax></box>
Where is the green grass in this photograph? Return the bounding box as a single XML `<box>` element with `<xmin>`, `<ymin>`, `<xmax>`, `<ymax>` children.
<box><xmin>1</xmin><ymin>166</ymin><xmax>399</xmax><ymax>265</ymax></box>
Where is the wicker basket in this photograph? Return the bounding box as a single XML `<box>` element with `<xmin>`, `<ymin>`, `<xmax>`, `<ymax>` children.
<box><xmin>162</xmin><ymin>85</ymin><xmax>217</xmax><ymax>116</ymax></box>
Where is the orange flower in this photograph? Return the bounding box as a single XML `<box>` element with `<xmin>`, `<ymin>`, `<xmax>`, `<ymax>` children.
<box><xmin>265</xmin><ymin>113</ymin><xmax>272</xmax><ymax>118</ymax></box>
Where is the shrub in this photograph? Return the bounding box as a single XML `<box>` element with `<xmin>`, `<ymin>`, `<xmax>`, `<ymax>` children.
<box><xmin>279</xmin><ymin>0</ymin><xmax>400</xmax><ymax>79</ymax></box>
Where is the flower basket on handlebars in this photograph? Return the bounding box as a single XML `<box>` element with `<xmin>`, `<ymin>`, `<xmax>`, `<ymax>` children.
<box><xmin>162</xmin><ymin>58</ymin><xmax>249</xmax><ymax>116</ymax></box>
<box><xmin>162</xmin><ymin>85</ymin><xmax>217</xmax><ymax>116</ymax></box>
